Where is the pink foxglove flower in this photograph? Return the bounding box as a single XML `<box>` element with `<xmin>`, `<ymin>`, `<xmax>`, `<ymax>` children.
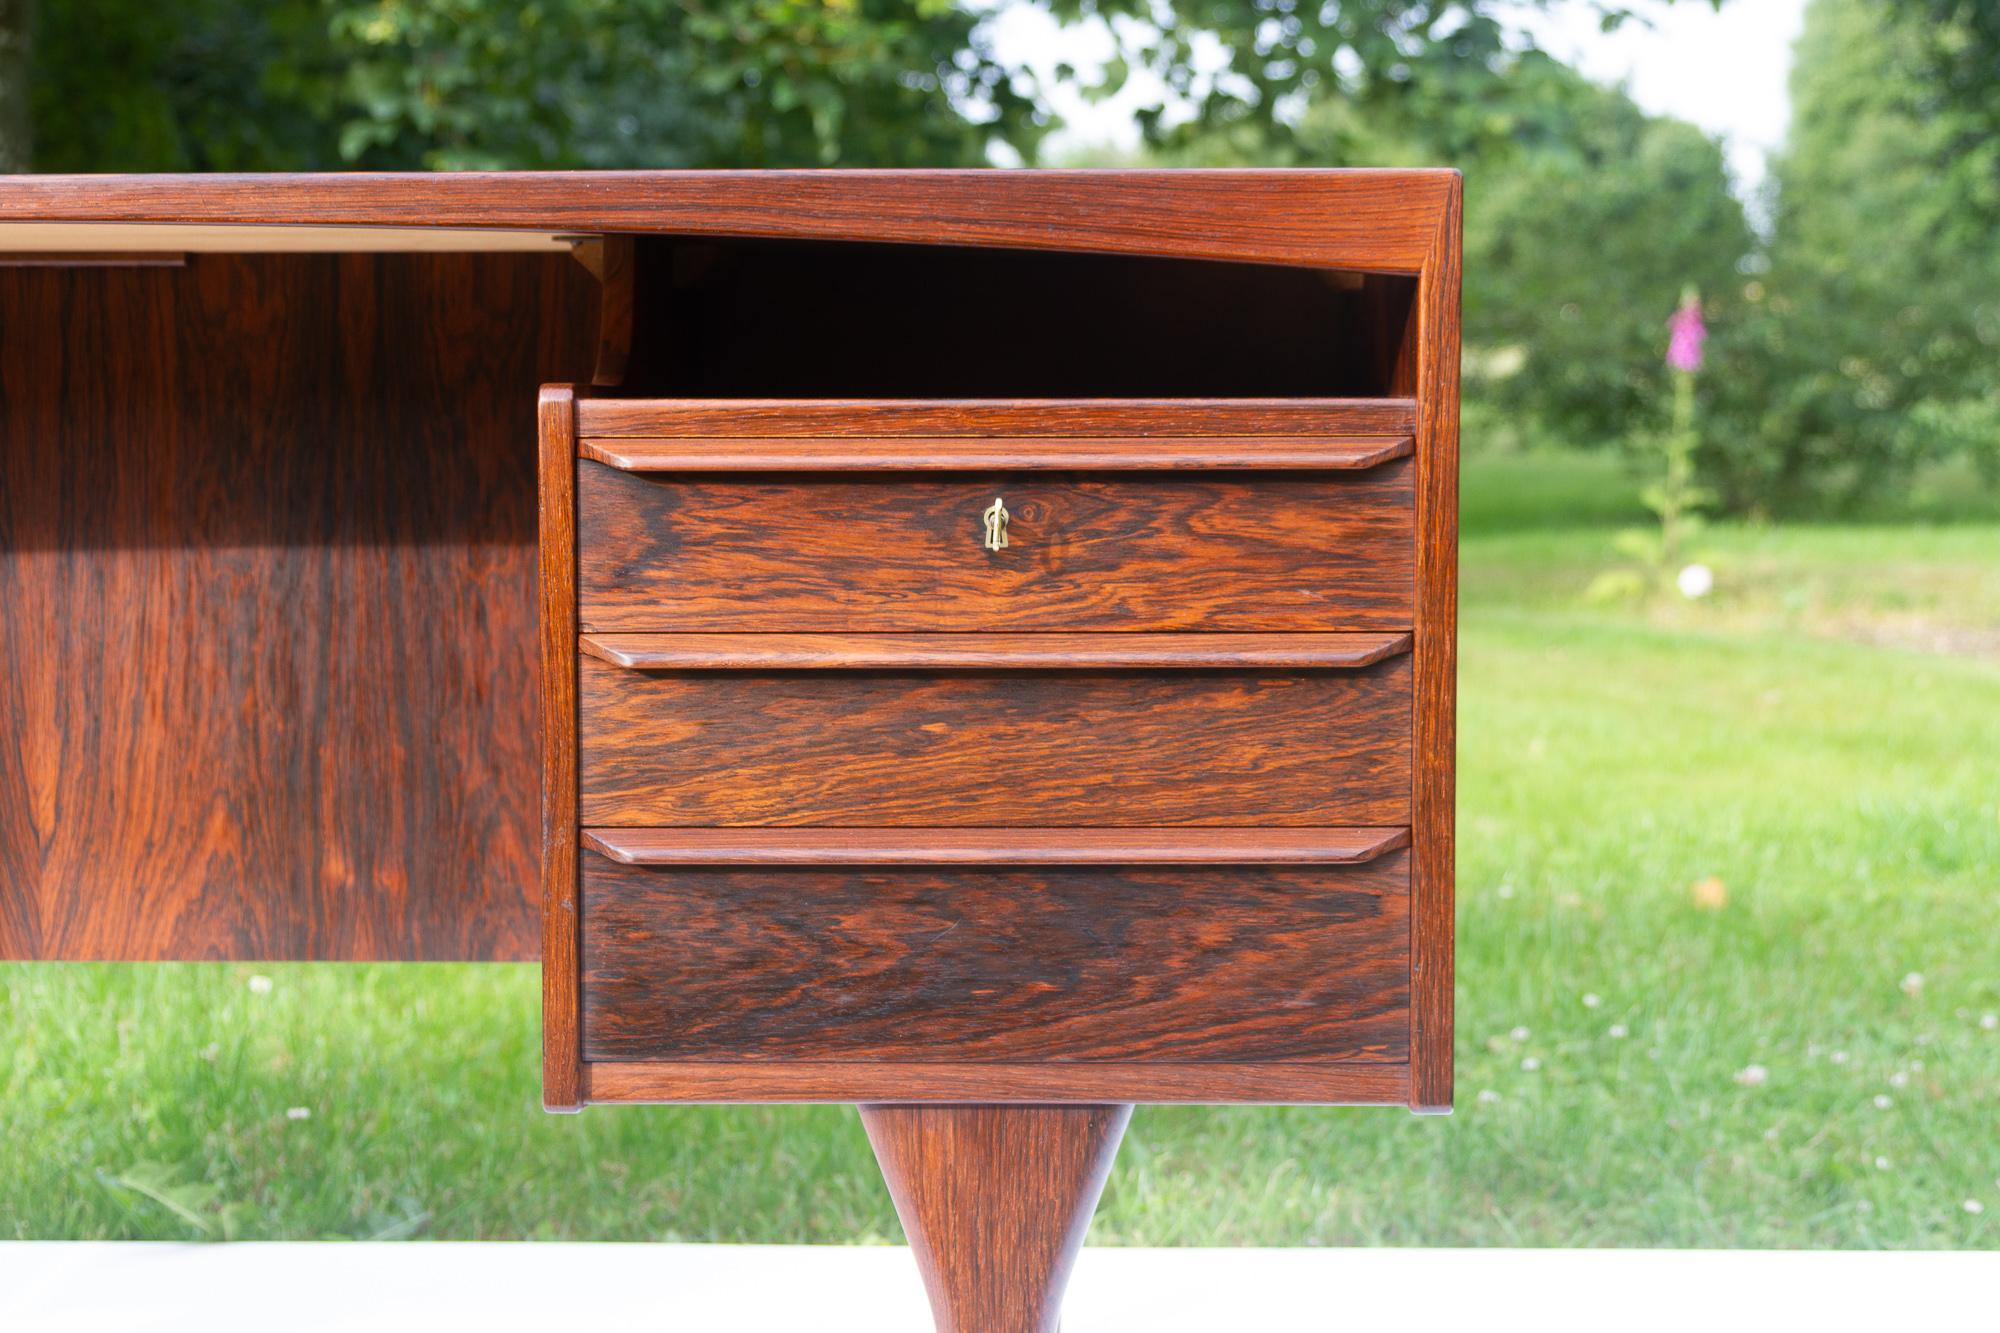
<box><xmin>1666</xmin><ymin>294</ymin><xmax>1706</xmax><ymax>372</ymax></box>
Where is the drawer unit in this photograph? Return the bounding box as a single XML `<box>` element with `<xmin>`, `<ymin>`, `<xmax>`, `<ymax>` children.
<box><xmin>540</xmin><ymin>390</ymin><xmax>1448</xmax><ymax>1104</ymax></box>
<box><xmin>542</xmin><ymin>392</ymin><xmax>1444</xmax><ymax>1108</ymax></box>
<box><xmin>543</xmin><ymin>376</ymin><xmax>1453</xmax><ymax>1114</ymax></box>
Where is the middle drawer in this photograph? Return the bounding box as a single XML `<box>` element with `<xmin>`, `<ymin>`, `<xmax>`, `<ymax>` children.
<box><xmin>579</xmin><ymin>642</ymin><xmax>1412</xmax><ymax>827</ymax></box>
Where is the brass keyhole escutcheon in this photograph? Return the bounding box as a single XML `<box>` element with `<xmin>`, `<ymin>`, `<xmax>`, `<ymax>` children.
<box><xmin>982</xmin><ymin>497</ymin><xmax>1010</xmax><ymax>552</ymax></box>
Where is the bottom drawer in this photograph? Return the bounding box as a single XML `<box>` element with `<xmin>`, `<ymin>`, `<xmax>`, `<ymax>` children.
<box><xmin>580</xmin><ymin>849</ymin><xmax>1410</xmax><ymax>1068</ymax></box>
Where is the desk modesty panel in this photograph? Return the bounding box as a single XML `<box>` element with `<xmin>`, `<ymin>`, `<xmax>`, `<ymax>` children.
<box><xmin>0</xmin><ymin>171</ymin><xmax>1457</xmax><ymax>1118</ymax></box>
<box><xmin>0</xmin><ymin>249</ymin><xmax>598</xmax><ymax>961</ymax></box>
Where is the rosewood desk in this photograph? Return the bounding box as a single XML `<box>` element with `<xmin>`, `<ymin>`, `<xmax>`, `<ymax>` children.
<box><xmin>0</xmin><ymin>170</ymin><xmax>1459</xmax><ymax>1332</ymax></box>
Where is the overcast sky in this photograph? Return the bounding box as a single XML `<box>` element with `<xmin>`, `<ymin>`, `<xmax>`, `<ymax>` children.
<box><xmin>990</xmin><ymin>0</ymin><xmax>1809</xmax><ymax>194</ymax></box>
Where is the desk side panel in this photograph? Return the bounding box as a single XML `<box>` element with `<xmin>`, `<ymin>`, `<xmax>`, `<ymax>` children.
<box><xmin>0</xmin><ymin>252</ymin><xmax>596</xmax><ymax>960</ymax></box>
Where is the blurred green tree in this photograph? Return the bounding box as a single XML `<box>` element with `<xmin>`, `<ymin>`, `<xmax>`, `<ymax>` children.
<box><xmin>1699</xmin><ymin>0</ymin><xmax>2000</xmax><ymax>511</ymax></box>
<box><xmin>1912</xmin><ymin>0</ymin><xmax>2000</xmax><ymax>169</ymax></box>
<box><xmin>25</xmin><ymin>1</ymin><xmax>1714</xmax><ymax>171</ymax></box>
<box><xmin>28</xmin><ymin>0</ymin><xmax>1046</xmax><ymax>170</ymax></box>
<box><xmin>1441</xmin><ymin>58</ymin><xmax>1749</xmax><ymax>453</ymax></box>
<box><xmin>0</xmin><ymin>0</ymin><xmax>30</xmax><ymax>169</ymax></box>
<box><xmin>1044</xmin><ymin>1</ymin><xmax>1725</xmax><ymax>160</ymax></box>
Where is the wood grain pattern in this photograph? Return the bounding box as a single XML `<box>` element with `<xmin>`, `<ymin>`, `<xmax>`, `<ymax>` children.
<box><xmin>0</xmin><ymin>252</ymin><xmax>187</xmax><ymax>268</ymax></box>
<box><xmin>583</xmin><ymin>1060</ymin><xmax>1410</xmax><ymax>1104</ymax></box>
<box><xmin>0</xmin><ymin>222</ymin><xmax>572</xmax><ymax>253</ymax></box>
<box><xmin>581</xmin><ymin>826</ymin><xmax>1411</xmax><ymax>866</ymax></box>
<box><xmin>539</xmin><ymin>385</ymin><xmax>583</xmax><ymax>1111</ymax></box>
<box><xmin>860</xmin><ymin>1103</ymin><xmax>1130</xmax><ymax>1333</ymax></box>
<box><xmin>581</xmin><ymin>853</ymin><xmax>1410</xmax><ymax>1063</ymax></box>
<box><xmin>568</xmin><ymin>236</ymin><xmax>633</xmax><ymax>388</ymax></box>
<box><xmin>0</xmin><ymin>170</ymin><xmax>1461</xmax><ymax>273</ymax></box>
<box><xmin>579</xmin><ymin>656</ymin><xmax>1412</xmax><ymax>827</ymax></box>
<box><xmin>576</xmin><ymin>397</ymin><xmax>1417</xmax><ymax>439</ymax></box>
<box><xmin>579</xmin><ymin>434</ymin><xmax>1414</xmax><ymax>472</ymax></box>
<box><xmin>1410</xmin><ymin>174</ymin><xmax>1463</xmax><ymax>1114</ymax></box>
<box><xmin>0</xmin><ymin>252</ymin><xmax>595</xmax><ymax>961</ymax></box>
<box><xmin>579</xmin><ymin>631</ymin><xmax>1412</xmax><ymax>671</ymax></box>
<box><xmin>577</xmin><ymin>462</ymin><xmax>1414</xmax><ymax>633</ymax></box>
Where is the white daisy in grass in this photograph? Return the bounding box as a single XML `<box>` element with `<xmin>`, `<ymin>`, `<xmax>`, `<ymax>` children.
<box><xmin>1965</xmin><ymin>1200</ymin><xmax>1986</xmax><ymax>1216</ymax></box>
<box><xmin>1734</xmin><ymin>1065</ymin><xmax>1769</xmax><ymax>1087</ymax></box>
<box><xmin>1901</xmin><ymin>972</ymin><xmax>1926</xmax><ymax>996</ymax></box>
<box><xmin>1982</xmin><ymin>1013</ymin><xmax>1998</xmax><ymax>1031</ymax></box>
<box><xmin>1889</xmin><ymin>1071</ymin><xmax>1910</xmax><ymax>1089</ymax></box>
<box><xmin>1477</xmin><ymin>1089</ymin><xmax>1502</xmax><ymax>1105</ymax></box>
<box><xmin>1875</xmin><ymin>1157</ymin><xmax>1892</xmax><ymax>1171</ymax></box>
<box><xmin>1582</xmin><ymin>993</ymin><xmax>1602</xmax><ymax>1009</ymax></box>
<box><xmin>1873</xmin><ymin>1094</ymin><xmax>1894</xmax><ymax>1110</ymax></box>
<box><xmin>247</xmin><ymin>974</ymin><xmax>274</xmax><ymax>995</ymax></box>
<box><xmin>1608</xmin><ymin>1023</ymin><xmax>1629</xmax><ymax>1039</ymax></box>
<box><xmin>1509</xmin><ymin>1026</ymin><xmax>1531</xmax><ymax>1042</ymax></box>
<box><xmin>1520</xmin><ymin>1057</ymin><xmax>1542</xmax><ymax>1072</ymax></box>
<box><xmin>286</xmin><ymin>1106</ymin><xmax>312</xmax><ymax>1121</ymax></box>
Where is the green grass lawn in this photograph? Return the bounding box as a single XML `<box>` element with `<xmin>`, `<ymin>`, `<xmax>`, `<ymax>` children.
<box><xmin>4</xmin><ymin>450</ymin><xmax>1996</xmax><ymax>1246</ymax></box>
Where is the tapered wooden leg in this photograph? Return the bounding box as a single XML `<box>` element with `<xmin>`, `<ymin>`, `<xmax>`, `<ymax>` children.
<box><xmin>860</xmin><ymin>1103</ymin><xmax>1132</xmax><ymax>1333</ymax></box>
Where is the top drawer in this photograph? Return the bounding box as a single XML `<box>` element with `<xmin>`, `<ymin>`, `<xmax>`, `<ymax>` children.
<box><xmin>574</xmin><ymin>398</ymin><xmax>1416</xmax><ymax>633</ymax></box>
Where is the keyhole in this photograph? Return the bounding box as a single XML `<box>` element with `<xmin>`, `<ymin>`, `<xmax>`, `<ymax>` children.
<box><xmin>982</xmin><ymin>497</ymin><xmax>1010</xmax><ymax>552</ymax></box>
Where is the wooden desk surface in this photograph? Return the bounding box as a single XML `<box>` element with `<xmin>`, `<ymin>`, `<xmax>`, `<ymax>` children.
<box><xmin>0</xmin><ymin>169</ymin><xmax>1457</xmax><ymax>271</ymax></box>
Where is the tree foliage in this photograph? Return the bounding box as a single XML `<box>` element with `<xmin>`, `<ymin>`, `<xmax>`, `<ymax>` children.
<box><xmin>1048</xmin><ymin>2</ymin><xmax>1731</xmax><ymax>158</ymax></box>
<box><xmin>1696</xmin><ymin>0</ymin><xmax>2000</xmax><ymax>511</ymax></box>
<box><xmin>29</xmin><ymin>1</ymin><xmax>1707</xmax><ymax>172</ymax></box>
<box><xmin>1911</xmin><ymin>0</ymin><xmax>2000</xmax><ymax>169</ymax></box>
<box><xmin>30</xmin><ymin>0</ymin><xmax>1044</xmax><ymax>170</ymax></box>
<box><xmin>0</xmin><ymin>0</ymin><xmax>30</xmax><ymax>170</ymax></box>
<box><xmin>1449</xmin><ymin>58</ymin><xmax>1748</xmax><ymax>451</ymax></box>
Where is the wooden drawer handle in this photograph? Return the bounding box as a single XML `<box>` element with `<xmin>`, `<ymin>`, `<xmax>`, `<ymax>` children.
<box><xmin>579</xmin><ymin>632</ymin><xmax>1412</xmax><ymax>671</ymax></box>
<box><xmin>582</xmin><ymin>826</ymin><xmax>1411</xmax><ymax>867</ymax></box>
<box><xmin>573</xmin><ymin>395</ymin><xmax>1418</xmax><ymax>443</ymax></box>
<box><xmin>579</xmin><ymin>435</ymin><xmax>1415</xmax><ymax>472</ymax></box>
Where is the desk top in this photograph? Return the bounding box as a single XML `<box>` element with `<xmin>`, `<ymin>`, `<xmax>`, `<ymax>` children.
<box><xmin>0</xmin><ymin>169</ymin><xmax>1459</xmax><ymax>272</ymax></box>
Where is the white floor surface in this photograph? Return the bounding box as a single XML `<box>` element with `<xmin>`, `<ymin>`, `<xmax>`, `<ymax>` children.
<box><xmin>2</xmin><ymin>1242</ymin><xmax>1993</xmax><ymax>1331</ymax></box>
